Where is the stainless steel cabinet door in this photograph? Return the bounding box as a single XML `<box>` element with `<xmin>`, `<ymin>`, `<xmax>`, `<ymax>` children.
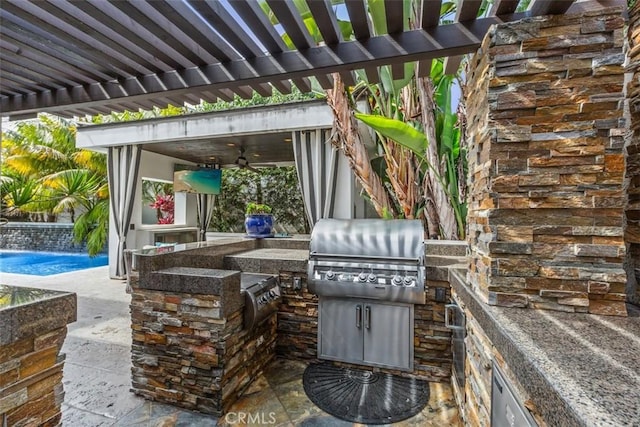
<box><xmin>319</xmin><ymin>298</ymin><xmax>364</xmax><ymax>363</ymax></box>
<box><xmin>363</xmin><ymin>303</ymin><xmax>412</xmax><ymax>370</ymax></box>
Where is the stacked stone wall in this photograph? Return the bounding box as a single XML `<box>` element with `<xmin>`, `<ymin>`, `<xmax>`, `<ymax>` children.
<box><xmin>0</xmin><ymin>288</ymin><xmax>75</xmax><ymax>426</ymax></box>
<box><xmin>130</xmin><ymin>284</ymin><xmax>276</xmax><ymax>415</ymax></box>
<box><xmin>276</xmin><ymin>272</ymin><xmax>317</xmax><ymax>359</ymax></box>
<box><xmin>466</xmin><ymin>7</ymin><xmax>628</xmax><ymax>315</ymax></box>
<box><xmin>450</xmin><ymin>288</ymin><xmax>545</xmax><ymax>427</ymax></box>
<box><xmin>0</xmin><ymin>223</ymin><xmax>89</xmax><ymax>252</ymax></box>
<box><xmin>0</xmin><ymin>329</ymin><xmax>67</xmax><ymax>426</ymax></box>
<box><xmin>627</xmin><ymin>2</ymin><xmax>640</xmax><ymax>305</ymax></box>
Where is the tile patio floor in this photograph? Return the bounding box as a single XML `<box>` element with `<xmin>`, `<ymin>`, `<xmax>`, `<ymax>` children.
<box><xmin>3</xmin><ymin>266</ymin><xmax>461</xmax><ymax>426</ymax></box>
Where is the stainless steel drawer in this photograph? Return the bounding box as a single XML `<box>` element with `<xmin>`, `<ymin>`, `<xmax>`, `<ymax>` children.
<box><xmin>491</xmin><ymin>362</ymin><xmax>537</xmax><ymax>427</ymax></box>
<box><xmin>445</xmin><ymin>303</ymin><xmax>466</xmax><ymax>389</ymax></box>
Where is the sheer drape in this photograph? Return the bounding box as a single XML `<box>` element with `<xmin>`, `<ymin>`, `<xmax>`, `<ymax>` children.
<box><xmin>293</xmin><ymin>129</ymin><xmax>338</xmax><ymax>226</ymax></box>
<box><xmin>107</xmin><ymin>145</ymin><xmax>141</xmax><ymax>278</ymax></box>
<box><xmin>197</xmin><ymin>193</ymin><xmax>216</xmax><ymax>241</ymax></box>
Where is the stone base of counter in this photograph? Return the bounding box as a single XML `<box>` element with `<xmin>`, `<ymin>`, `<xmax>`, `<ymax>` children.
<box><xmin>0</xmin><ymin>285</ymin><xmax>75</xmax><ymax>427</ymax></box>
<box><xmin>450</xmin><ymin>276</ymin><xmax>548</xmax><ymax>427</ymax></box>
<box><xmin>276</xmin><ymin>272</ymin><xmax>317</xmax><ymax>360</ymax></box>
<box><xmin>131</xmin><ymin>277</ymin><xmax>277</xmax><ymax>416</ymax></box>
<box><xmin>0</xmin><ymin>328</ymin><xmax>67</xmax><ymax>426</ymax></box>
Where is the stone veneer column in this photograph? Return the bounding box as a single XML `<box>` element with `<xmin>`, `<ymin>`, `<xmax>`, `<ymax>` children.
<box><xmin>130</xmin><ymin>266</ymin><xmax>277</xmax><ymax>416</ymax></box>
<box><xmin>627</xmin><ymin>3</ymin><xmax>640</xmax><ymax>305</ymax></box>
<box><xmin>0</xmin><ymin>286</ymin><xmax>76</xmax><ymax>426</ymax></box>
<box><xmin>466</xmin><ymin>6</ymin><xmax>628</xmax><ymax>315</ymax></box>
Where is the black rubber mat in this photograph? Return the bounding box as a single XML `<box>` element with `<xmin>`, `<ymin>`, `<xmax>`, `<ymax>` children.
<box><xmin>302</xmin><ymin>362</ymin><xmax>430</xmax><ymax>425</ymax></box>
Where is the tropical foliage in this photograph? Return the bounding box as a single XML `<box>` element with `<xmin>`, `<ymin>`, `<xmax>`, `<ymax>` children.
<box><xmin>84</xmin><ymin>87</ymin><xmax>318</xmax><ymax>124</ymax></box>
<box><xmin>210</xmin><ymin>167</ymin><xmax>308</xmax><ymax>234</ymax></box>
<box><xmin>3</xmin><ymin>0</ymin><xmax>474</xmax><ymax>252</ymax></box>
<box><xmin>261</xmin><ymin>0</ymin><xmax>468</xmax><ymax>238</ymax></box>
<box><xmin>1</xmin><ymin>115</ymin><xmax>109</xmax><ymax>255</ymax></box>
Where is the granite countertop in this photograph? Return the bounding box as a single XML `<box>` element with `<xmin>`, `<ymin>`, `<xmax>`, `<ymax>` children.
<box><xmin>135</xmin><ymin>236</ymin><xmax>310</xmax><ymax>257</ymax></box>
<box><xmin>0</xmin><ymin>284</ymin><xmax>77</xmax><ymax>346</ymax></box>
<box><xmin>155</xmin><ymin>266</ymin><xmax>238</xmax><ymax>278</ymax></box>
<box><xmin>0</xmin><ymin>285</ymin><xmax>71</xmax><ymax>311</ymax></box>
<box><xmin>451</xmin><ymin>270</ymin><xmax>640</xmax><ymax>427</ymax></box>
<box><xmin>227</xmin><ymin>248</ymin><xmax>309</xmax><ymax>261</ymax></box>
<box><xmin>224</xmin><ymin>248</ymin><xmax>309</xmax><ymax>274</ymax></box>
<box><xmin>135</xmin><ymin>237</ymin><xmax>247</xmax><ymax>256</ymax></box>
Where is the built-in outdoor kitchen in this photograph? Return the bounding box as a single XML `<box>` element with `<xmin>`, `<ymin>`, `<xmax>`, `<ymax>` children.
<box><xmin>130</xmin><ymin>217</ymin><xmax>640</xmax><ymax>426</ymax></box>
<box><xmin>128</xmin><ymin>219</ymin><xmax>466</xmax><ymax>422</ymax></box>
<box><xmin>2</xmin><ymin>2</ymin><xmax>639</xmax><ymax>426</ymax></box>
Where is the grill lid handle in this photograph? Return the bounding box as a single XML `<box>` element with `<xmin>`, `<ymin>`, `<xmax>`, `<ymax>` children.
<box><xmin>309</xmin><ymin>252</ymin><xmax>421</xmax><ymax>264</ymax></box>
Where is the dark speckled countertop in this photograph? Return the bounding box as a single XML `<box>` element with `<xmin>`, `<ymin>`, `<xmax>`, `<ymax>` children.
<box><xmin>0</xmin><ymin>284</ymin><xmax>76</xmax><ymax>346</ymax></box>
<box><xmin>224</xmin><ymin>248</ymin><xmax>309</xmax><ymax>274</ymax></box>
<box><xmin>451</xmin><ymin>270</ymin><xmax>640</xmax><ymax>427</ymax></box>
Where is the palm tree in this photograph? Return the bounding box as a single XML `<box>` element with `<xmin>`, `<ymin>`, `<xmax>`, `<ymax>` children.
<box><xmin>1</xmin><ymin>114</ymin><xmax>109</xmax><ymax>255</ymax></box>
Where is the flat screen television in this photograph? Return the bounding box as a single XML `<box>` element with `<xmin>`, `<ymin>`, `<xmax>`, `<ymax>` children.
<box><xmin>174</xmin><ymin>165</ymin><xmax>221</xmax><ymax>194</ymax></box>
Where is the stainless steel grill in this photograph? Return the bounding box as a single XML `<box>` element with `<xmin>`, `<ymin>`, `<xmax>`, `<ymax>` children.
<box><xmin>308</xmin><ymin>219</ymin><xmax>426</xmax><ymax>305</ymax></box>
<box><xmin>241</xmin><ymin>273</ymin><xmax>281</xmax><ymax>331</ymax></box>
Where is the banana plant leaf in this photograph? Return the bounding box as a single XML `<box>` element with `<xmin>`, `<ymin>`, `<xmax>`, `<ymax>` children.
<box><xmin>355</xmin><ymin>113</ymin><xmax>428</xmax><ymax>155</ymax></box>
<box><xmin>379</xmin><ymin>63</ymin><xmax>416</xmax><ymax>96</ymax></box>
<box><xmin>368</xmin><ymin>0</ymin><xmax>387</xmax><ymax>34</ymax></box>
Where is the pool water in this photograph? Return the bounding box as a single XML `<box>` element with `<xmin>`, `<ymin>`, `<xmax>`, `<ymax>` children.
<box><xmin>0</xmin><ymin>250</ymin><xmax>108</xmax><ymax>276</ymax></box>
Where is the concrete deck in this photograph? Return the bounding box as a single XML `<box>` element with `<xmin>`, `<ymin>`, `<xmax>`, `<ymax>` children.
<box><xmin>2</xmin><ymin>266</ymin><xmax>460</xmax><ymax>426</ymax></box>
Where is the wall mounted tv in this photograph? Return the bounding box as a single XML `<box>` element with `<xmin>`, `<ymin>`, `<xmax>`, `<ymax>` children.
<box><xmin>174</xmin><ymin>165</ymin><xmax>221</xmax><ymax>194</ymax></box>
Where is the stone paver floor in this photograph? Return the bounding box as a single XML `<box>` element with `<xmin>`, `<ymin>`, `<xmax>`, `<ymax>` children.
<box><xmin>3</xmin><ymin>266</ymin><xmax>461</xmax><ymax>426</ymax></box>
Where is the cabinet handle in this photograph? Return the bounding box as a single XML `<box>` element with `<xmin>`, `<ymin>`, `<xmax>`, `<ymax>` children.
<box><xmin>356</xmin><ymin>305</ymin><xmax>362</xmax><ymax>328</ymax></box>
<box><xmin>445</xmin><ymin>303</ymin><xmax>465</xmax><ymax>331</ymax></box>
<box><xmin>364</xmin><ymin>305</ymin><xmax>370</xmax><ymax>329</ymax></box>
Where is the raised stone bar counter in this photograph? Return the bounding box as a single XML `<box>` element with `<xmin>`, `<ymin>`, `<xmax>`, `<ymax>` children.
<box><xmin>0</xmin><ymin>285</ymin><xmax>76</xmax><ymax>426</ymax></box>
<box><xmin>451</xmin><ymin>271</ymin><xmax>640</xmax><ymax>426</ymax></box>
<box><xmin>130</xmin><ymin>237</ymin><xmax>466</xmax><ymax>416</ymax></box>
<box><xmin>130</xmin><ymin>238</ymin><xmax>300</xmax><ymax>415</ymax></box>
<box><xmin>131</xmin><ymin>265</ymin><xmax>275</xmax><ymax>415</ymax></box>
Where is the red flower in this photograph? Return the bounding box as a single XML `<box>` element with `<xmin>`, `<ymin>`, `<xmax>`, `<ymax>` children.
<box><xmin>150</xmin><ymin>194</ymin><xmax>175</xmax><ymax>224</ymax></box>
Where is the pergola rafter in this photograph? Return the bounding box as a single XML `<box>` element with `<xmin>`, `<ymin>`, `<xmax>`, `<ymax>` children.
<box><xmin>0</xmin><ymin>0</ymin><xmax>582</xmax><ymax>118</ymax></box>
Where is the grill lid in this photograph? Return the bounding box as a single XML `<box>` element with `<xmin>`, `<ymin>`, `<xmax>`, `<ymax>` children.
<box><xmin>309</xmin><ymin>219</ymin><xmax>425</xmax><ymax>261</ymax></box>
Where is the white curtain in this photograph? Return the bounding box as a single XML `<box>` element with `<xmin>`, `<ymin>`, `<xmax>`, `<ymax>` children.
<box><xmin>197</xmin><ymin>193</ymin><xmax>216</xmax><ymax>241</ymax></box>
<box><xmin>293</xmin><ymin>129</ymin><xmax>339</xmax><ymax>226</ymax></box>
<box><xmin>107</xmin><ymin>145</ymin><xmax>141</xmax><ymax>279</ymax></box>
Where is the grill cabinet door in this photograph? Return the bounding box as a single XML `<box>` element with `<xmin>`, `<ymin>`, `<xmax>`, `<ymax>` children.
<box><xmin>363</xmin><ymin>303</ymin><xmax>412</xmax><ymax>370</ymax></box>
<box><xmin>319</xmin><ymin>298</ymin><xmax>364</xmax><ymax>363</ymax></box>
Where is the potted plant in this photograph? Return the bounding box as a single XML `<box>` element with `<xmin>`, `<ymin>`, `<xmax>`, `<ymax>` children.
<box><xmin>244</xmin><ymin>202</ymin><xmax>274</xmax><ymax>238</ymax></box>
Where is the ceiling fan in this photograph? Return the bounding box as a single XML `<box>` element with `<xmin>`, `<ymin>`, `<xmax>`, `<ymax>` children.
<box><xmin>229</xmin><ymin>147</ymin><xmax>275</xmax><ymax>173</ymax></box>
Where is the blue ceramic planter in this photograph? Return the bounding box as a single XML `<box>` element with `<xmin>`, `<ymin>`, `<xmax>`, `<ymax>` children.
<box><xmin>245</xmin><ymin>214</ymin><xmax>274</xmax><ymax>238</ymax></box>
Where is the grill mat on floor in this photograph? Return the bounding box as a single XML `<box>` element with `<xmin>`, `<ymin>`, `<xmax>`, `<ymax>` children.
<box><xmin>302</xmin><ymin>362</ymin><xmax>430</xmax><ymax>425</ymax></box>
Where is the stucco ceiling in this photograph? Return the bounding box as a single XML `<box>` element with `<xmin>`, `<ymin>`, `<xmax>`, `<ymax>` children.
<box><xmin>140</xmin><ymin>131</ymin><xmax>295</xmax><ymax>166</ymax></box>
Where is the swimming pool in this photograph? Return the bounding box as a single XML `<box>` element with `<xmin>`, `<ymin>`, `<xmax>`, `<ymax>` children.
<box><xmin>0</xmin><ymin>250</ymin><xmax>108</xmax><ymax>276</ymax></box>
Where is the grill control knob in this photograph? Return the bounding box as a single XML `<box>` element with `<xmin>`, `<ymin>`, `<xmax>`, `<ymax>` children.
<box><xmin>358</xmin><ymin>272</ymin><xmax>368</xmax><ymax>282</ymax></box>
<box><xmin>325</xmin><ymin>270</ymin><xmax>336</xmax><ymax>280</ymax></box>
<box><xmin>367</xmin><ymin>273</ymin><xmax>377</xmax><ymax>283</ymax></box>
<box><xmin>392</xmin><ymin>275</ymin><xmax>403</xmax><ymax>286</ymax></box>
<box><xmin>259</xmin><ymin>295</ymin><xmax>268</xmax><ymax>304</ymax></box>
<box><xmin>269</xmin><ymin>289</ymin><xmax>278</xmax><ymax>299</ymax></box>
<box><xmin>403</xmin><ymin>276</ymin><xmax>414</xmax><ymax>286</ymax></box>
